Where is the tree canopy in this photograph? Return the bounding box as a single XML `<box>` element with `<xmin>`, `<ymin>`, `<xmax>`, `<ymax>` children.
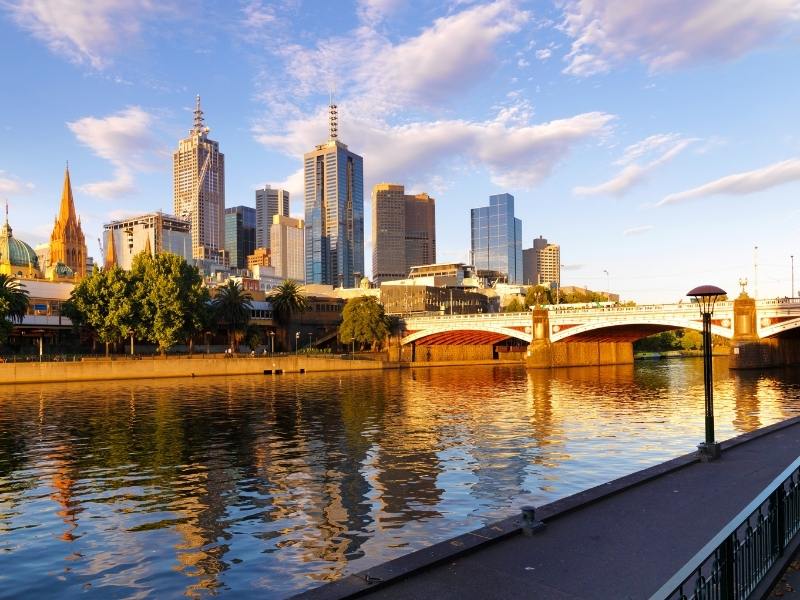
<box><xmin>338</xmin><ymin>295</ymin><xmax>390</xmax><ymax>351</ymax></box>
<box><xmin>212</xmin><ymin>279</ymin><xmax>253</xmax><ymax>351</ymax></box>
<box><xmin>268</xmin><ymin>280</ymin><xmax>308</xmax><ymax>324</ymax></box>
<box><xmin>0</xmin><ymin>275</ymin><xmax>29</xmax><ymax>343</ymax></box>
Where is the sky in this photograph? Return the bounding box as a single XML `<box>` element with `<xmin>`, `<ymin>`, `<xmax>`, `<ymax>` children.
<box><xmin>1</xmin><ymin>0</ymin><xmax>799</xmax><ymax>303</ymax></box>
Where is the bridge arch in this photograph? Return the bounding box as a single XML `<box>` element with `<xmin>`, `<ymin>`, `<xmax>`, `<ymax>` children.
<box><xmin>550</xmin><ymin>317</ymin><xmax>733</xmax><ymax>343</ymax></box>
<box><xmin>758</xmin><ymin>318</ymin><xmax>800</xmax><ymax>339</ymax></box>
<box><xmin>401</xmin><ymin>325</ymin><xmax>532</xmax><ymax>346</ymax></box>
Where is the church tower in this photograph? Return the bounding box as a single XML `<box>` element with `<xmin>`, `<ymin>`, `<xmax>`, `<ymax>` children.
<box><xmin>50</xmin><ymin>166</ymin><xmax>87</xmax><ymax>278</ymax></box>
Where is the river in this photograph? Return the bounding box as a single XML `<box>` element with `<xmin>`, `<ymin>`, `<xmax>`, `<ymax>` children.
<box><xmin>1</xmin><ymin>358</ymin><xmax>800</xmax><ymax>598</ymax></box>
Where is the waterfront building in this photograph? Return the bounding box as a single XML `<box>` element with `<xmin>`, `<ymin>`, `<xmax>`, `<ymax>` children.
<box><xmin>380</xmin><ymin>284</ymin><xmax>490</xmax><ymax>315</ymax></box>
<box><xmin>271</xmin><ymin>215</ymin><xmax>305</xmax><ymax>282</ymax></box>
<box><xmin>224</xmin><ymin>206</ymin><xmax>256</xmax><ymax>270</ymax></box>
<box><xmin>173</xmin><ymin>95</ymin><xmax>225</xmax><ymax>262</ymax></box>
<box><xmin>371</xmin><ymin>184</ymin><xmax>436</xmax><ymax>284</ymax></box>
<box><xmin>103</xmin><ymin>212</ymin><xmax>191</xmax><ymax>271</ymax></box>
<box><xmin>49</xmin><ymin>167</ymin><xmax>87</xmax><ymax>279</ymax></box>
<box><xmin>0</xmin><ymin>210</ymin><xmax>41</xmax><ymax>279</ymax></box>
<box><xmin>247</xmin><ymin>247</ymin><xmax>270</xmax><ymax>269</ymax></box>
<box><xmin>255</xmin><ymin>185</ymin><xmax>289</xmax><ymax>250</ymax></box>
<box><xmin>523</xmin><ymin>235</ymin><xmax>561</xmax><ymax>287</ymax></box>
<box><xmin>304</xmin><ymin>102</ymin><xmax>364</xmax><ymax>288</ymax></box>
<box><xmin>470</xmin><ymin>193</ymin><xmax>522</xmax><ymax>284</ymax></box>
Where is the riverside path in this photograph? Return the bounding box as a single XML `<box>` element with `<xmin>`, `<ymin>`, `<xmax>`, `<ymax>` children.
<box><xmin>295</xmin><ymin>417</ymin><xmax>800</xmax><ymax>599</ymax></box>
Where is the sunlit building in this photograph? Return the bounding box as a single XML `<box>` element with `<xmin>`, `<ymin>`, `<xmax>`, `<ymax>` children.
<box><xmin>523</xmin><ymin>235</ymin><xmax>560</xmax><ymax>287</ymax></box>
<box><xmin>103</xmin><ymin>212</ymin><xmax>192</xmax><ymax>271</ymax></box>
<box><xmin>49</xmin><ymin>166</ymin><xmax>87</xmax><ymax>279</ymax></box>
<box><xmin>271</xmin><ymin>215</ymin><xmax>305</xmax><ymax>281</ymax></box>
<box><xmin>0</xmin><ymin>210</ymin><xmax>41</xmax><ymax>279</ymax></box>
<box><xmin>470</xmin><ymin>193</ymin><xmax>522</xmax><ymax>284</ymax></box>
<box><xmin>255</xmin><ymin>185</ymin><xmax>289</xmax><ymax>250</ymax></box>
<box><xmin>173</xmin><ymin>95</ymin><xmax>225</xmax><ymax>262</ymax></box>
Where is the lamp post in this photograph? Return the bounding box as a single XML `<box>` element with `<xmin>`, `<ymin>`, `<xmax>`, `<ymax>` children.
<box><xmin>295</xmin><ymin>332</ymin><xmax>300</xmax><ymax>355</ymax></box>
<box><xmin>687</xmin><ymin>284</ymin><xmax>727</xmax><ymax>461</ymax></box>
<box><xmin>307</xmin><ymin>332</ymin><xmax>312</xmax><ymax>350</ymax></box>
<box><xmin>792</xmin><ymin>255</ymin><xmax>795</xmax><ymax>299</ymax></box>
<box><xmin>603</xmin><ymin>269</ymin><xmax>610</xmax><ymax>299</ymax></box>
<box><xmin>269</xmin><ymin>331</ymin><xmax>274</xmax><ymax>354</ymax></box>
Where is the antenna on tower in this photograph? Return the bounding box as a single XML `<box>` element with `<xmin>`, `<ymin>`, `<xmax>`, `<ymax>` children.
<box><xmin>193</xmin><ymin>94</ymin><xmax>205</xmax><ymax>134</ymax></box>
<box><xmin>328</xmin><ymin>88</ymin><xmax>338</xmax><ymax>141</ymax></box>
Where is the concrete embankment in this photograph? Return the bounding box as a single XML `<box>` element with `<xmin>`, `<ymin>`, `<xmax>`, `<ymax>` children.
<box><xmin>0</xmin><ymin>355</ymin><xmax>524</xmax><ymax>385</ymax></box>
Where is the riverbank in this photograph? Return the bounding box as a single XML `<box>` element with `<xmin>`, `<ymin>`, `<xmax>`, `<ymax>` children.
<box><xmin>0</xmin><ymin>354</ymin><xmax>526</xmax><ymax>385</ymax></box>
<box><xmin>634</xmin><ymin>347</ymin><xmax>729</xmax><ymax>360</ymax></box>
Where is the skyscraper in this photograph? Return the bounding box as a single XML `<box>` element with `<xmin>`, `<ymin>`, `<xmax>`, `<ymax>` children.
<box><xmin>173</xmin><ymin>95</ymin><xmax>225</xmax><ymax>262</ymax></box>
<box><xmin>304</xmin><ymin>102</ymin><xmax>364</xmax><ymax>288</ymax></box>
<box><xmin>103</xmin><ymin>212</ymin><xmax>191</xmax><ymax>271</ymax></box>
<box><xmin>224</xmin><ymin>206</ymin><xmax>257</xmax><ymax>269</ymax></box>
<box><xmin>371</xmin><ymin>184</ymin><xmax>436</xmax><ymax>284</ymax></box>
<box><xmin>271</xmin><ymin>215</ymin><xmax>305</xmax><ymax>281</ymax></box>
<box><xmin>255</xmin><ymin>185</ymin><xmax>289</xmax><ymax>250</ymax></box>
<box><xmin>523</xmin><ymin>235</ymin><xmax>561</xmax><ymax>287</ymax></box>
<box><xmin>470</xmin><ymin>193</ymin><xmax>522</xmax><ymax>284</ymax></box>
<box><xmin>50</xmin><ymin>166</ymin><xmax>87</xmax><ymax>278</ymax></box>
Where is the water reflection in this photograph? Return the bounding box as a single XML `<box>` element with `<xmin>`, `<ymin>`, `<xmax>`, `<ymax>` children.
<box><xmin>1</xmin><ymin>361</ymin><xmax>800</xmax><ymax>598</ymax></box>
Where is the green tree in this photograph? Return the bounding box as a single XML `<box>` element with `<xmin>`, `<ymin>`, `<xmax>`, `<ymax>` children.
<box><xmin>339</xmin><ymin>295</ymin><xmax>390</xmax><ymax>351</ymax></box>
<box><xmin>503</xmin><ymin>297</ymin><xmax>525</xmax><ymax>312</ymax></box>
<box><xmin>66</xmin><ymin>267</ymin><xmax>135</xmax><ymax>356</ymax></box>
<box><xmin>0</xmin><ymin>275</ymin><xmax>29</xmax><ymax>343</ymax></box>
<box><xmin>212</xmin><ymin>280</ymin><xmax>253</xmax><ymax>352</ymax></box>
<box><xmin>132</xmin><ymin>252</ymin><xmax>208</xmax><ymax>355</ymax></box>
<box><xmin>524</xmin><ymin>285</ymin><xmax>553</xmax><ymax>308</ymax></box>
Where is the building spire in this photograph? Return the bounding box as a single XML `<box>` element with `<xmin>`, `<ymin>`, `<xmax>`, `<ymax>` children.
<box><xmin>58</xmin><ymin>165</ymin><xmax>78</xmax><ymax>227</ymax></box>
<box><xmin>193</xmin><ymin>94</ymin><xmax>205</xmax><ymax>134</ymax></box>
<box><xmin>328</xmin><ymin>90</ymin><xmax>338</xmax><ymax>141</ymax></box>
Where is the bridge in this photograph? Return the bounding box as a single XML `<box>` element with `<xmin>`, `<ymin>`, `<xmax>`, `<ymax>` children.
<box><xmin>399</xmin><ymin>297</ymin><xmax>800</xmax><ymax>369</ymax></box>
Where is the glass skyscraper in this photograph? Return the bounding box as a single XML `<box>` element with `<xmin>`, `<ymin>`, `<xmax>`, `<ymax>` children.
<box><xmin>304</xmin><ymin>104</ymin><xmax>364</xmax><ymax>287</ymax></box>
<box><xmin>224</xmin><ymin>205</ymin><xmax>256</xmax><ymax>269</ymax></box>
<box><xmin>470</xmin><ymin>193</ymin><xmax>523</xmax><ymax>284</ymax></box>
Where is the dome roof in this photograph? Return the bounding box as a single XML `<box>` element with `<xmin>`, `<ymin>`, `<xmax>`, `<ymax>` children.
<box><xmin>0</xmin><ymin>221</ymin><xmax>40</xmax><ymax>269</ymax></box>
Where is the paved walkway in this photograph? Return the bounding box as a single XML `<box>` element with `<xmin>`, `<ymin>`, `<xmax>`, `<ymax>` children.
<box><xmin>297</xmin><ymin>417</ymin><xmax>800</xmax><ymax>600</ymax></box>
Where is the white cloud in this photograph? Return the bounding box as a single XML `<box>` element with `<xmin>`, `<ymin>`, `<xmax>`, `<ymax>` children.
<box><xmin>658</xmin><ymin>158</ymin><xmax>800</xmax><ymax>207</ymax></box>
<box><xmin>535</xmin><ymin>48</ymin><xmax>552</xmax><ymax>61</ymax></box>
<box><xmin>67</xmin><ymin>106</ymin><xmax>160</xmax><ymax>199</ymax></box>
<box><xmin>623</xmin><ymin>225</ymin><xmax>654</xmax><ymax>236</ymax></box>
<box><xmin>561</xmin><ymin>0</ymin><xmax>800</xmax><ymax>76</ymax></box>
<box><xmin>0</xmin><ymin>171</ymin><xmax>35</xmax><ymax>195</ymax></box>
<box><xmin>4</xmin><ymin>0</ymin><xmax>172</xmax><ymax>69</ymax></box>
<box><xmin>357</xmin><ymin>0</ymin><xmax>404</xmax><ymax>24</ymax></box>
<box><xmin>574</xmin><ymin>133</ymin><xmax>695</xmax><ymax>197</ymax></box>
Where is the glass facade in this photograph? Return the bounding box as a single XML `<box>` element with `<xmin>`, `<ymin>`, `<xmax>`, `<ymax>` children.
<box><xmin>224</xmin><ymin>206</ymin><xmax>256</xmax><ymax>269</ymax></box>
<box><xmin>304</xmin><ymin>141</ymin><xmax>364</xmax><ymax>287</ymax></box>
<box><xmin>470</xmin><ymin>193</ymin><xmax>523</xmax><ymax>284</ymax></box>
<box><xmin>255</xmin><ymin>186</ymin><xmax>289</xmax><ymax>250</ymax></box>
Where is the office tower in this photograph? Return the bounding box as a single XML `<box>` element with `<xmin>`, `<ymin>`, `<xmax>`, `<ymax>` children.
<box><xmin>224</xmin><ymin>206</ymin><xmax>257</xmax><ymax>269</ymax></box>
<box><xmin>50</xmin><ymin>166</ymin><xmax>87</xmax><ymax>278</ymax></box>
<box><xmin>470</xmin><ymin>193</ymin><xmax>522</xmax><ymax>284</ymax></box>
<box><xmin>304</xmin><ymin>101</ymin><xmax>364</xmax><ymax>287</ymax></box>
<box><xmin>271</xmin><ymin>215</ymin><xmax>305</xmax><ymax>281</ymax></box>
<box><xmin>372</xmin><ymin>184</ymin><xmax>437</xmax><ymax>284</ymax></box>
<box><xmin>103</xmin><ymin>212</ymin><xmax>191</xmax><ymax>271</ymax></box>
<box><xmin>173</xmin><ymin>95</ymin><xmax>225</xmax><ymax>262</ymax></box>
<box><xmin>255</xmin><ymin>185</ymin><xmax>289</xmax><ymax>250</ymax></box>
<box><xmin>525</xmin><ymin>235</ymin><xmax>560</xmax><ymax>287</ymax></box>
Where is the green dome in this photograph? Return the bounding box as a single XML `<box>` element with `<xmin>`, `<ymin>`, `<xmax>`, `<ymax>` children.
<box><xmin>0</xmin><ymin>222</ymin><xmax>40</xmax><ymax>269</ymax></box>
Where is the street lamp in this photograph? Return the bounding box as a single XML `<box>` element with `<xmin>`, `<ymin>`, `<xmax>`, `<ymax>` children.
<box><xmin>295</xmin><ymin>331</ymin><xmax>300</xmax><ymax>355</ymax></box>
<box><xmin>687</xmin><ymin>284</ymin><xmax>727</xmax><ymax>461</ymax></box>
<box><xmin>269</xmin><ymin>331</ymin><xmax>274</xmax><ymax>354</ymax></box>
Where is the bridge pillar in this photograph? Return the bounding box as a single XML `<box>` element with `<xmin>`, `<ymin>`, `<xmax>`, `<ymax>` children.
<box><xmin>526</xmin><ymin>309</ymin><xmax>554</xmax><ymax>368</ymax></box>
<box><xmin>729</xmin><ymin>294</ymin><xmax>800</xmax><ymax>369</ymax></box>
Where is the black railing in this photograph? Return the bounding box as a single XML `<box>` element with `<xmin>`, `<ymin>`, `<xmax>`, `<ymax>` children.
<box><xmin>652</xmin><ymin>455</ymin><xmax>800</xmax><ymax>599</ymax></box>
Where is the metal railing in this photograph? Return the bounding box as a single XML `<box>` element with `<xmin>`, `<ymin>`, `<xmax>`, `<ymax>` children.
<box><xmin>651</xmin><ymin>455</ymin><xmax>800</xmax><ymax>600</ymax></box>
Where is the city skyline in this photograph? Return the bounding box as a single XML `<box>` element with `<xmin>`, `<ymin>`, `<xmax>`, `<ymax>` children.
<box><xmin>1</xmin><ymin>1</ymin><xmax>799</xmax><ymax>301</ymax></box>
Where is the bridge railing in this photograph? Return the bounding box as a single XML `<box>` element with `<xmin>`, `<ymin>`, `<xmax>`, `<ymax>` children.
<box><xmin>650</xmin><ymin>454</ymin><xmax>800</xmax><ymax>600</ymax></box>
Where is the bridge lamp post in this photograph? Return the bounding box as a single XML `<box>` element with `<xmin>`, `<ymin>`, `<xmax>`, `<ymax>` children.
<box><xmin>687</xmin><ymin>284</ymin><xmax>727</xmax><ymax>462</ymax></box>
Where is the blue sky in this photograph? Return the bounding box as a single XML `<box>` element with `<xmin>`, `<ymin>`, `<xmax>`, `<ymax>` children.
<box><xmin>1</xmin><ymin>0</ymin><xmax>799</xmax><ymax>302</ymax></box>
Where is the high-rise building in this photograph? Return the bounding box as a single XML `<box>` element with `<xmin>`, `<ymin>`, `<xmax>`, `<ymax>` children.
<box><xmin>173</xmin><ymin>95</ymin><xmax>225</xmax><ymax>262</ymax></box>
<box><xmin>224</xmin><ymin>206</ymin><xmax>256</xmax><ymax>269</ymax></box>
<box><xmin>255</xmin><ymin>185</ymin><xmax>289</xmax><ymax>250</ymax></box>
<box><xmin>271</xmin><ymin>215</ymin><xmax>305</xmax><ymax>282</ymax></box>
<box><xmin>103</xmin><ymin>212</ymin><xmax>191</xmax><ymax>271</ymax></box>
<box><xmin>304</xmin><ymin>102</ymin><xmax>364</xmax><ymax>288</ymax></box>
<box><xmin>470</xmin><ymin>193</ymin><xmax>522</xmax><ymax>284</ymax></box>
<box><xmin>371</xmin><ymin>184</ymin><xmax>436</xmax><ymax>284</ymax></box>
<box><xmin>523</xmin><ymin>235</ymin><xmax>561</xmax><ymax>287</ymax></box>
<box><xmin>50</xmin><ymin>166</ymin><xmax>87</xmax><ymax>278</ymax></box>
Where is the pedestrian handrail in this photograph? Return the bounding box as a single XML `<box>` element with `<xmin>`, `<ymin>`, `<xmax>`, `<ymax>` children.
<box><xmin>650</xmin><ymin>454</ymin><xmax>800</xmax><ymax>600</ymax></box>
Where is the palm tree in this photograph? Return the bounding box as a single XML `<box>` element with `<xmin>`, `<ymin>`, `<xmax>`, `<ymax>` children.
<box><xmin>0</xmin><ymin>275</ymin><xmax>29</xmax><ymax>345</ymax></box>
<box><xmin>212</xmin><ymin>280</ymin><xmax>252</xmax><ymax>353</ymax></box>
<box><xmin>268</xmin><ymin>280</ymin><xmax>309</xmax><ymax>350</ymax></box>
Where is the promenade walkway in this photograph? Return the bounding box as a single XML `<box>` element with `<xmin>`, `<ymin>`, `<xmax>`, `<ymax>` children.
<box><xmin>297</xmin><ymin>417</ymin><xmax>800</xmax><ymax>600</ymax></box>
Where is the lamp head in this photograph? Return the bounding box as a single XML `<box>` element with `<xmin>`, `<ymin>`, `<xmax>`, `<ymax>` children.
<box><xmin>687</xmin><ymin>285</ymin><xmax>727</xmax><ymax>315</ymax></box>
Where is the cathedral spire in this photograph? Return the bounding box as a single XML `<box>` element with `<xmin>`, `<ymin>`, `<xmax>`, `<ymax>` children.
<box><xmin>58</xmin><ymin>165</ymin><xmax>78</xmax><ymax>228</ymax></box>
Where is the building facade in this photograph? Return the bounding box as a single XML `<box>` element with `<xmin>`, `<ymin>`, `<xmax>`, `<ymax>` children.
<box><xmin>173</xmin><ymin>96</ymin><xmax>225</xmax><ymax>262</ymax></box>
<box><xmin>271</xmin><ymin>215</ymin><xmax>305</xmax><ymax>282</ymax></box>
<box><xmin>304</xmin><ymin>103</ymin><xmax>364</xmax><ymax>288</ymax></box>
<box><xmin>522</xmin><ymin>235</ymin><xmax>561</xmax><ymax>287</ymax></box>
<box><xmin>103</xmin><ymin>212</ymin><xmax>191</xmax><ymax>271</ymax></box>
<box><xmin>224</xmin><ymin>206</ymin><xmax>256</xmax><ymax>270</ymax></box>
<box><xmin>371</xmin><ymin>184</ymin><xmax>436</xmax><ymax>284</ymax></box>
<box><xmin>49</xmin><ymin>167</ymin><xmax>87</xmax><ymax>279</ymax></box>
<box><xmin>470</xmin><ymin>193</ymin><xmax>522</xmax><ymax>284</ymax></box>
<box><xmin>255</xmin><ymin>185</ymin><xmax>289</xmax><ymax>250</ymax></box>
<box><xmin>0</xmin><ymin>212</ymin><xmax>41</xmax><ymax>279</ymax></box>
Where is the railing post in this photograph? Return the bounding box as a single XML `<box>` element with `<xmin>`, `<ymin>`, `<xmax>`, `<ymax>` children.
<box><xmin>719</xmin><ymin>535</ymin><xmax>735</xmax><ymax>599</ymax></box>
<box><xmin>774</xmin><ymin>485</ymin><xmax>787</xmax><ymax>557</ymax></box>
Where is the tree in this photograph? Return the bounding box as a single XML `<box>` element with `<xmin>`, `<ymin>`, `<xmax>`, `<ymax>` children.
<box><xmin>268</xmin><ymin>280</ymin><xmax>309</xmax><ymax>350</ymax></box>
<box><xmin>338</xmin><ymin>296</ymin><xmax>390</xmax><ymax>351</ymax></box>
<box><xmin>66</xmin><ymin>267</ymin><xmax>135</xmax><ymax>356</ymax></box>
<box><xmin>132</xmin><ymin>252</ymin><xmax>208</xmax><ymax>355</ymax></box>
<box><xmin>0</xmin><ymin>275</ymin><xmax>29</xmax><ymax>343</ymax></box>
<box><xmin>524</xmin><ymin>285</ymin><xmax>553</xmax><ymax>308</ymax></box>
<box><xmin>212</xmin><ymin>280</ymin><xmax>253</xmax><ymax>352</ymax></box>
<box><xmin>503</xmin><ymin>297</ymin><xmax>525</xmax><ymax>312</ymax></box>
